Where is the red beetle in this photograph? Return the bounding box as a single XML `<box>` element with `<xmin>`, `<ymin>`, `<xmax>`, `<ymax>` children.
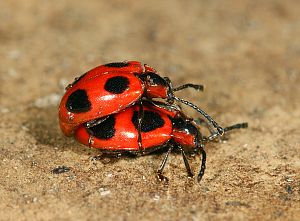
<box><xmin>74</xmin><ymin>101</ymin><xmax>247</xmax><ymax>181</ymax></box>
<box><xmin>59</xmin><ymin>61</ymin><xmax>224</xmax><ymax>141</ymax></box>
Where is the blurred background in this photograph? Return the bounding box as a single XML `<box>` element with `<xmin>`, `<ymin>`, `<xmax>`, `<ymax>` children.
<box><xmin>0</xmin><ymin>0</ymin><xmax>299</xmax><ymax>220</ymax></box>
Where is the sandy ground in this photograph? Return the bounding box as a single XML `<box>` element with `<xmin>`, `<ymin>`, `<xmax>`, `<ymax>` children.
<box><xmin>1</xmin><ymin>0</ymin><xmax>300</xmax><ymax>220</ymax></box>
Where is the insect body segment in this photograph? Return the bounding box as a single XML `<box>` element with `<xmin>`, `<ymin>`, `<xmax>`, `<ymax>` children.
<box><xmin>59</xmin><ymin>61</ymin><xmax>206</xmax><ymax>136</ymax></box>
<box><xmin>58</xmin><ymin>61</ymin><xmax>248</xmax><ymax>182</ymax></box>
<box><xmin>74</xmin><ymin>103</ymin><xmax>208</xmax><ymax>181</ymax></box>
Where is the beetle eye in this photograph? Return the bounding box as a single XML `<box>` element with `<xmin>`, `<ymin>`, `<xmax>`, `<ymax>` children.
<box><xmin>140</xmin><ymin>72</ymin><xmax>167</xmax><ymax>87</ymax></box>
<box><xmin>148</xmin><ymin>78</ymin><xmax>155</xmax><ymax>85</ymax></box>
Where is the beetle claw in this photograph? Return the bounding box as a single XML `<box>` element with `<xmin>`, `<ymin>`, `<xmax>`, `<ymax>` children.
<box><xmin>156</xmin><ymin>173</ymin><xmax>169</xmax><ymax>183</ymax></box>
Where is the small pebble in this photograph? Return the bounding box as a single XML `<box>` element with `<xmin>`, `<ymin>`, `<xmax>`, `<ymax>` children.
<box><xmin>52</xmin><ymin>166</ymin><xmax>71</xmax><ymax>174</ymax></box>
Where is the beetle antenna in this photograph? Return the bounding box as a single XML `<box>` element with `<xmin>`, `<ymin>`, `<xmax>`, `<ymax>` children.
<box><xmin>173</xmin><ymin>84</ymin><xmax>204</xmax><ymax>92</ymax></box>
<box><xmin>173</xmin><ymin>96</ymin><xmax>225</xmax><ymax>136</ymax></box>
<box><xmin>224</xmin><ymin>122</ymin><xmax>248</xmax><ymax>132</ymax></box>
<box><xmin>204</xmin><ymin>122</ymin><xmax>248</xmax><ymax>141</ymax></box>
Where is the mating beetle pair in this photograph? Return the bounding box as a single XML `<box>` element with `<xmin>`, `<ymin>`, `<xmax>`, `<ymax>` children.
<box><xmin>59</xmin><ymin>61</ymin><xmax>247</xmax><ymax>181</ymax></box>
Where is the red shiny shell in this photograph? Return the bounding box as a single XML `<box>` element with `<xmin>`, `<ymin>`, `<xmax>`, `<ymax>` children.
<box><xmin>59</xmin><ymin>61</ymin><xmax>147</xmax><ymax>136</ymax></box>
<box><xmin>173</xmin><ymin>131</ymin><xmax>196</xmax><ymax>147</ymax></box>
<box><xmin>74</xmin><ymin>105</ymin><xmax>173</xmax><ymax>151</ymax></box>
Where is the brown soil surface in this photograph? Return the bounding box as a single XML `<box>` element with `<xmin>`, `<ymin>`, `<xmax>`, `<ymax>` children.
<box><xmin>1</xmin><ymin>0</ymin><xmax>299</xmax><ymax>220</ymax></box>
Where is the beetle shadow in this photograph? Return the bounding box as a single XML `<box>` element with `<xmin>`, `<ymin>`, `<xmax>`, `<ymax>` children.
<box><xmin>25</xmin><ymin>105</ymin><xmax>98</xmax><ymax>157</ymax></box>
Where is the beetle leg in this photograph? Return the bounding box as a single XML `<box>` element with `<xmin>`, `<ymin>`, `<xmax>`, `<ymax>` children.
<box><xmin>197</xmin><ymin>144</ymin><xmax>207</xmax><ymax>182</ymax></box>
<box><xmin>137</xmin><ymin>101</ymin><xmax>144</xmax><ymax>155</ymax></box>
<box><xmin>88</xmin><ymin>135</ymin><xmax>94</xmax><ymax>148</ymax></box>
<box><xmin>177</xmin><ymin>144</ymin><xmax>194</xmax><ymax>178</ymax></box>
<box><xmin>86</xmin><ymin>116</ymin><xmax>110</xmax><ymax>128</ymax></box>
<box><xmin>157</xmin><ymin>145</ymin><xmax>173</xmax><ymax>182</ymax></box>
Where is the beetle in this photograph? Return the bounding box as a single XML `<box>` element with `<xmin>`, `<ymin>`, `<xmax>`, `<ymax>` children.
<box><xmin>74</xmin><ymin>101</ymin><xmax>247</xmax><ymax>181</ymax></box>
<box><xmin>58</xmin><ymin>61</ymin><xmax>225</xmax><ymax>149</ymax></box>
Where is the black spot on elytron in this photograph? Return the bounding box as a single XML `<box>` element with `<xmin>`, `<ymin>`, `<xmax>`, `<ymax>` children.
<box><xmin>172</xmin><ymin>117</ymin><xmax>198</xmax><ymax>136</ymax></box>
<box><xmin>66</xmin><ymin>89</ymin><xmax>91</xmax><ymax>113</ymax></box>
<box><xmin>86</xmin><ymin>115</ymin><xmax>116</xmax><ymax>139</ymax></box>
<box><xmin>139</xmin><ymin>72</ymin><xmax>167</xmax><ymax>86</ymax></box>
<box><xmin>104</xmin><ymin>61</ymin><xmax>129</xmax><ymax>68</ymax></box>
<box><xmin>104</xmin><ymin>76</ymin><xmax>130</xmax><ymax>94</ymax></box>
<box><xmin>132</xmin><ymin>110</ymin><xmax>165</xmax><ymax>132</ymax></box>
